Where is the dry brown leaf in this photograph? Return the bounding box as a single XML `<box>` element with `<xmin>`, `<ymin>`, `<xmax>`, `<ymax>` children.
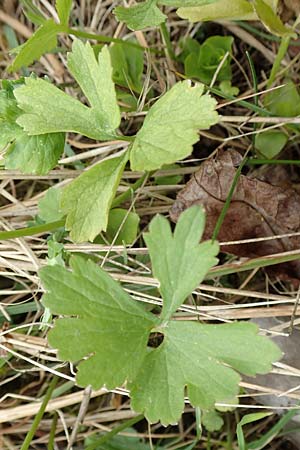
<box><xmin>170</xmin><ymin>149</ymin><xmax>300</xmax><ymax>280</ymax></box>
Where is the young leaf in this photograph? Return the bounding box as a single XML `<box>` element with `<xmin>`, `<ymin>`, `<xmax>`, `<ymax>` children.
<box><xmin>252</xmin><ymin>0</ymin><xmax>296</xmax><ymax>38</ymax></box>
<box><xmin>177</xmin><ymin>0</ymin><xmax>256</xmax><ymax>22</ymax></box>
<box><xmin>106</xmin><ymin>208</ymin><xmax>140</xmax><ymax>245</ymax></box>
<box><xmin>114</xmin><ymin>0</ymin><xmax>167</xmax><ymax>31</ymax></box>
<box><xmin>5</xmin><ymin>132</ymin><xmax>65</xmax><ymax>175</ymax></box>
<box><xmin>40</xmin><ymin>256</ymin><xmax>157</xmax><ymax>388</ymax></box>
<box><xmin>255</xmin><ymin>130</ymin><xmax>288</xmax><ymax>159</ymax></box>
<box><xmin>144</xmin><ymin>206</ymin><xmax>218</xmax><ymax>321</ymax></box>
<box><xmin>184</xmin><ymin>36</ymin><xmax>234</xmax><ymax>84</ymax></box>
<box><xmin>130</xmin><ymin>321</ymin><xmax>281</xmax><ymax>425</ymax></box>
<box><xmin>109</xmin><ymin>42</ymin><xmax>144</xmax><ymax>93</ymax></box>
<box><xmin>130</xmin><ymin>81</ymin><xmax>219</xmax><ymax>171</ymax></box>
<box><xmin>14</xmin><ymin>43</ymin><xmax>121</xmax><ymax>141</ymax></box>
<box><xmin>67</xmin><ymin>41</ymin><xmax>121</xmax><ymax>132</ymax></box>
<box><xmin>9</xmin><ymin>19</ymin><xmax>61</xmax><ymax>72</ymax></box>
<box><xmin>38</xmin><ymin>187</ymin><xmax>64</xmax><ymax>222</ymax></box>
<box><xmin>61</xmin><ymin>153</ymin><xmax>127</xmax><ymax>242</ymax></box>
<box><xmin>56</xmin><ymin>0</ymin><xmax>73</xmax><ymax>26</ymax></box>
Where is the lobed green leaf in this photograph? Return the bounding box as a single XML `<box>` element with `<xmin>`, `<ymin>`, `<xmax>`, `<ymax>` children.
<box><xmin>130</xmin><ymin>81</ymin><xmax>219</xmax><ymax>171</ymax></box>
<box><xmin>144</xmin><ymin>206</ymin><xmax>219</xmax><ymax>321</ymax></box>
<box><xmin>61</xmin><ymin>153</ymin><xmax>128</xmax><ymax>242</ymax></box>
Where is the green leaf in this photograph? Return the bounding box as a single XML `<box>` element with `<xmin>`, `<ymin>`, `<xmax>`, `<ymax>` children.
<box><xmin>67</xmin><ymin>41</ymin><xmax>120</xmax><ymax>132</ymax></box>
<box><xmin>130</xmin><ymin>321</ymin><xmax>281</xmax><ymax>425</ymax></box>
<box><xmin>264</xmin><ymin>80</ymin><xmax>300</xmax><ymax>117</ymax></box>
<box><xmin>14</xmin><ymin>43</ymin><xmax>121</xmax><ymax>141</ymax></box>
<box><xmin>5</xmin><ymin>132</ymin><xmax>65</xmax><ymax>175</ymax></box>
<box><xmin>109</xmin><ymin>42</ymin><xmax>144</xmax><ymax>93</ymax></box>
<box><xmin>252</xmin><ymin>0</ymin><xmax>296</xmax><ymax>38</ymax></box>
<box><xmin>177</xmin><ymin>0</ymin><xmax>256</xmax><ymax>22</ymax></box>
<box><xmin>61</xmin><ymin>153</ymin><xmax>127</xmax><ymax>242</ymax></box>
<box><xmin>114</xmin><ymin>0</ymin><xmax>167</xmax><ymax>31</ymax></box>
<box><xmin>40</xmin><ymin>256</ymin><xmax>157</xmax><ymax>388</ymax></box>
<box><xmin>42</xmin><ymin>210</ymin><xmax>281</xmax><ymax>426</ymax></box>
<box><xmin>144</xmin><ymin>206</ymin><xmax>219</xmax><ymax>321</ymax></box>
<box><xmin>9</xmin><ymin>19</ymin><xmax>61</xmax><ymax>72</ymax></box>
<box><xmin>219</xmin><ymin>80</ymin><xmax>239</xmax><ymax>96</ymax></box>
<box><xmin>15</xmin><ymin>77</ymin><xmax>106</xmax><ymax>140</ymax></box>
<box><xmin>38</xmin><ymin>187</ymin><xmax>64</xmax><ymax>222</ymax></box>
<box><xmin>106</xmin><ymin>208</ymin><xmax>140</xmax><ymax>245</ymax></box>
<box><xmin>236</xmin><ymin>412</ymin><xmax>273</xmax><ymax>450</ymax></box>
<box><xmin>202</xmin><ymin>410</ymin><xmax>224</xmax><ymax>432</ymax></box>
<box><xmin>56</xmin><ymin>0</ymin><xmax>73</xmax><ymax>26</ymax></box>
<box><xmin>130</xmin><ymin>81</ymin><xmax>219</xmax><ymax>171</ymax></box>
<box><xmin>184</xmin><ymin>36</ymin><xmax>234</xmax><ymax>84</ymax></box>
<box><xmin>255</xmin><ymin>130</ymin><xmax>288</xmax><ymax>159</ymax></box>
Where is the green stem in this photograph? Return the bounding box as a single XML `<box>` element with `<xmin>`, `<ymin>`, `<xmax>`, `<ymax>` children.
<box><xmin>247</xmin><ymin>158</ymin><xmax>300</xmax><ymax>165</ymax></box>
<box><xmin>0</xmin><ymin>219</ymin><xmax>65</xmax><ymax>241</ymax></box>
<box><xmin>85</xmin><ymin>413</ymin><xmax>144</xmax><ymax>450</ymax></box>
<box><xmin>47</xmin><ymin>412</ymin><xmax>58</xmax><ymax>450</ymax></box>
<box><xmin>62</xmin><ymin>26</ymin><xmax>148</xmax><ymax>51</ymax></box>
<box><xmin>160</xmin><ymin>22</ymin><xmax>176</xmax><ymax>60</ymax></box>
<box><xmin>21</xmin><ymin>376</ymin><xmax>58</xmax><ymax>450</ymax></box>
<box><xmin>267</xmin><ymin>36</ymin><xmax>290</xmax><ymax>88</ymax></box>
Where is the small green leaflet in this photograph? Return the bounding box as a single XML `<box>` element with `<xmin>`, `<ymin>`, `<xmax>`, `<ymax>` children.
<box><xmin>56</xmin><ymin>0</ymin><xmax>73</xmax><ymax>25</ymax></box>
<box><xmin>41</xmin><ymin>206</ymin><xmax>282</xmax><ymax>426</ymax></box>
<box><xmin>114</xmin><ymin>0</ymin><xmax>167</xmax><ymax>31</ymax></box>
<box><xmin>9</xmin><ymin>19</ymin><xmax>61</xmax><ymax>72</ymax></box>
<box><xmin>40</xmin><ymin>256</ymin><xmax>157</xmax><ymax>389</ymax></box>
<box><xmin>15</xmin><ymin>41</ymin><xmax>121</xmax><ymax>141</ymax></box>
<box><xmin>61</xmin><ymin>153</ymin><xmax>127</xmax><ymax>242</ymax></box>
<box><xmin>144</xmin><ymin>206</ymin><xmax>218</xmax><ymax>321</ymax></box>
<box><xmin>0</xmin><ymin>82</ymin><xmax>65</xmax><ymax>174</ymax></box>
<box><xmin>106</xmin><ymin>208</ymin><xmax>140</xmax><ymax>245</ymax></box>
<box><xmin>109</xmin><ymin>42</ymin><xmax>144</xmax><ymax>93</ymax></box>
<box><xmin>5</xmin><ymin>133</ymin><xmax>65</xmax><ymax>175</ymax></box>
<box><xmin>130</xmin><ymin>81</ymin><xmax>219</xmax><ymax>171</ymax></box>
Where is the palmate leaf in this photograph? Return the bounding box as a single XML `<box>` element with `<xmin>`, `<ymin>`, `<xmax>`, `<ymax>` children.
<box><xmin>130</xmin><ymin>81</ymin><xmax>219</xmax><ymax>171</ymax></box>
<box><xmin>41</xmin><ymin>207</ymin><xmax>281</xmax><ymax>426</ymax></box>
<box><xmin>14</xmin><ymin>41</ymin><xmax>121</xmax><ymax>141</ymax></box>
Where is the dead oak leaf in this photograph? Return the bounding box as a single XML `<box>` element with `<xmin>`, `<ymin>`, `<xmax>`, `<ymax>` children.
<box><xmin>170</xmin><ymin>149</ymin><xmax>300</xmax><ymax>281</ymax></box>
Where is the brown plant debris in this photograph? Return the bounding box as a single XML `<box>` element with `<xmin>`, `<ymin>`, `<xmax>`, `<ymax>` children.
<box><xmin>170</xmin><ymin>149</ymin><xmax>300</xmax><ymax>281</ymax></box>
